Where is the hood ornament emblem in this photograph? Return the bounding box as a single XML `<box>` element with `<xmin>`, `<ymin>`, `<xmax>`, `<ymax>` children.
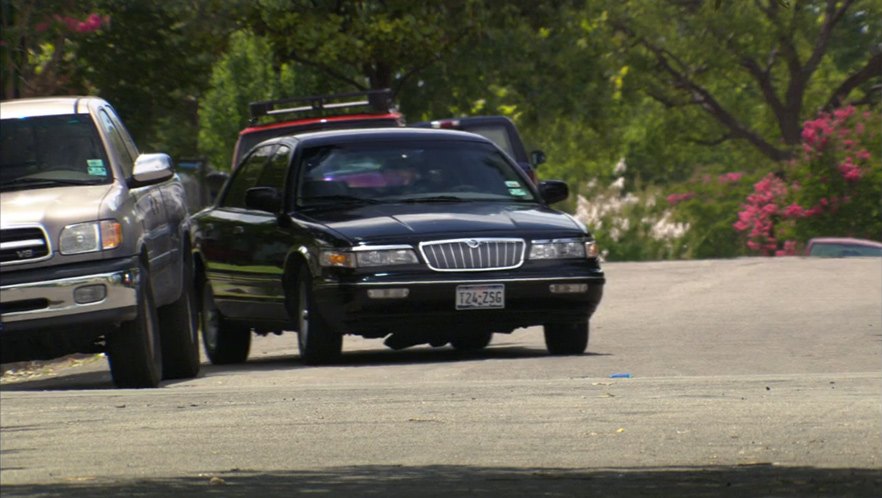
<box><xmin>466</xmin><ymin>239</ymin><xmax>480</xmax><ymax>249</ymax></box>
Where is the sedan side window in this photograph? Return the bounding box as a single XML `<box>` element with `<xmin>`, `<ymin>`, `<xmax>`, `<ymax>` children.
<box><xmin>220</xmin><ymin>145</ymin><xmax>276</xmax><ymax>208</ymax></box>
<box><xmin>257</xmin><ymin>145</ymin><xmax>290</xmax><ymax>189</ymax></box>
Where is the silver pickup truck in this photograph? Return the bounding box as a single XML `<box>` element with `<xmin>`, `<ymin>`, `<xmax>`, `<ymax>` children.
<box><xmin>0</xmin><ymin>96</ymin><xmax>200</xmax><ymax>388</ymax></box>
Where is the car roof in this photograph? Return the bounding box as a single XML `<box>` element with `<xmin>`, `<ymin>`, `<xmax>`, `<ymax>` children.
<box><xmin>807</xmin><ymin>237</ymin><xmax>882</xmax><ymax>248</ymax></box>
<box><xmin>271</xmin><ymin>127</ymin><xmax>495</xmax><ymax>147</ymax></box>
<box><xmin>238</xmin><ymin>112</ymin><xmax>403</xmax><ymax>137</ymax></box>
<box><xmin>0</xmin><ymin>96</ymin><xmax>106</xmax><ymax>119</ymax></box>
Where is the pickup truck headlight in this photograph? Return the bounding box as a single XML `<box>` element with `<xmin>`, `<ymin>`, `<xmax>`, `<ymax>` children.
<box><xmin>320</xmin><ymin>247</ymin><xmax>418</xmax><ymax>268</ymax></box>
<box><xmin>529</xmin><ymin>238</ymin><xmax>597</xmax><ymax>259</ymax></box>
<box><xmin>59</xmin><ymin>220</ymin><xmax>122</xmax><ymax>254</ymax></box>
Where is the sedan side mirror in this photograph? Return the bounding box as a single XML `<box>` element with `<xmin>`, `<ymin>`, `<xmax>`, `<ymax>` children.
<box><xmin>538</xmin><ymin>180</ymin><xmax>569</xmax><ymax>205</ymax></box>
<box><xmin>129</xmin><ymin>153</ymin><xmax>174</xmax><ymax>188</ymax></box>
<box><xmin>245</xmin><ymin>186</ymin><xmax>282</xmax><ymax>213</ymax></box>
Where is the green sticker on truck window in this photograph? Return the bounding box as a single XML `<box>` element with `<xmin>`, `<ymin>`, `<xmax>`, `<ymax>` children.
<box><xmin>87</xmin><ymin>159</ymin><xmax>107</xmax><ymax>176</ymax></box>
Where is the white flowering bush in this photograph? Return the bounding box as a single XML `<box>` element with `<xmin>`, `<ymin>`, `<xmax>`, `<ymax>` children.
<box><xmin>574</xmin><ymin>160</ymin><xmax>690</xmax><ymax>261</ymax></box>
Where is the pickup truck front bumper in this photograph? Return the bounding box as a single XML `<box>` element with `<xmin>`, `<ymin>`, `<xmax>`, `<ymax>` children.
<box><xmin>0</xmin><ymin>256</ymin><xmax>140</xmax><ymax>334</ymax></box>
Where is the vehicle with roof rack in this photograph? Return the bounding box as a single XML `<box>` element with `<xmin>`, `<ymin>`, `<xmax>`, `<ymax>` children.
<box><xmin>231</xmin><ymin>89</ymin><xmax>405</xmax><ymax>170</ymax></box>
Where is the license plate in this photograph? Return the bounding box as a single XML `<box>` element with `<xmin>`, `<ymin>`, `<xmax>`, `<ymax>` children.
<box><xmin>455</xmin><ymin>284</ymin><xmax>504</xmax><ymax>310</ymax></box>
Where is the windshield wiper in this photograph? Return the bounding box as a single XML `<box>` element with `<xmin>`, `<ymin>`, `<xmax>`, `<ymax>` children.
<box><xmin>397</xmin><ymin>195</ymin><xmax>466</xmax><ymax>203</ymax></box>
<box><xmin>301</xmin><ymin>194</ymin><xmax>383</xmax><ymax>205</ymax></box>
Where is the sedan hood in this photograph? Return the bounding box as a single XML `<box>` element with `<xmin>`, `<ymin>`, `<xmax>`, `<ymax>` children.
<box><xmin>300</xmin><ymin>202</ymin><xmax>585</xmax><ymax>242</ymax></box>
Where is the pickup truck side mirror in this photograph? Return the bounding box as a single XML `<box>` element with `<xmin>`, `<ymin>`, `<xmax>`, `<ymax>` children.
<box><xmin>530</xmin><ymin>150</ymin><xmax>546</xmax><ymax>167</ymax></box>
<box><xmin>245</xmin><ymin>186</ymin><xmax>282</xmax><ymax>213</ymax></box>
<box><xmin>538</xmin><ymin>180</ymin><xmax>569</xmax><ymax>205</ymax></box>
<box><xmin>129</xmin><ymin>153</ymin><xmax>174</xmax><ymax>188</ymax></box>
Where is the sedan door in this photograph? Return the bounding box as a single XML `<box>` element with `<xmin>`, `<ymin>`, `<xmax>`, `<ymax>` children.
<box><xmin>199</xmin><ymin>144</ymin><xmax>291</xmax><ymax>322</ymax></box>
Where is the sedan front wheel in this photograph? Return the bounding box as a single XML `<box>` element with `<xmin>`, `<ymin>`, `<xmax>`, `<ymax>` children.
<box><xmin>543</xmin><ymin>321</ymin><xmax>589</xmax><ymax>355</ymax></box>
<box><xmin>200</xmin><ymin>279</ymin><xmax>251</xmax><ymax>364</ymax></box>
<box><xmin>296</xmin><ymin>269</ymin><xmax>342</xmax><ymax>365</ymax></box>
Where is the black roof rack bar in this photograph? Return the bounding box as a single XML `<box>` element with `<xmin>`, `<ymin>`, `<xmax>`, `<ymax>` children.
<box><xmin>249</xmin><ymin>89</ymin><xmax>393</xmax><ymax>124</ymax></box>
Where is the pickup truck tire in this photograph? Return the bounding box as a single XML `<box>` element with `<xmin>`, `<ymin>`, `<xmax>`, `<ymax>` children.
<box><xmin>450</xmin><ymin>331</ymin><xmax>493</xmax><ymax>351</ymax></box>
<box><xmin>200</xmin><ymin>279</ymin><xmax>251</xmax><ymax>364</ymax></box>
<box><xmin>296</xmin><ymin>269</ymin><xmax>342</xmax><ymax>365</ymax></box>
<box><xmin>158</xmin><ymin>255</ymin><xmax>200</xmax><ymax>379</ymax></box>
<box><xmin>107</xmin><ymin>264</ymin><xmax>163</xmax><ymax>388</ymax></box>
<box><xmin>543</xmin><ymin>321</ymin><xmax>589</xmax><ymax>355</ymax></box>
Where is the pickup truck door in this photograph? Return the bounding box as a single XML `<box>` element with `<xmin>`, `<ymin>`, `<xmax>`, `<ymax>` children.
<box><xmin>97</xmin><ymin>107</ymin><xmax>179</xmax><ymax>298</ymax></box>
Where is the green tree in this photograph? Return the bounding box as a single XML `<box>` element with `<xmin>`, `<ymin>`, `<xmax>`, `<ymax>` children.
<box><xmin>250</xmin><ymin>0</ymin><xmax>488</xmax><ymax>98</ymax></box>
<box><xmin>74</xmin><ymin>0</ymin><xmax>247</xmax><ymax>157</ymax></box>
<box><xmin>197</xmin><ymin>30</ymin><xmax>278</xmax><ymax>171</ymax></box>
<box><xmin>605</xmin><ymin>0</ymin><xmax>881</xmax><ymax>165</ymax></box>
<box><xmin>1</xmin><ymin>0</ymin><xmax>103</xmax><ymax>98</ymax></box>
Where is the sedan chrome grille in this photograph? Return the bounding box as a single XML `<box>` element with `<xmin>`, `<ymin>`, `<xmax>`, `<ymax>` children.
<box><xmin>419</xmin><ymin>238</ymin><xmax>525</xmax><ymax>272</ymax></box>
<box><xmin>0</xmin><ymin>226</ymin><xmax>51</xmax><ymax>266</ymax></box>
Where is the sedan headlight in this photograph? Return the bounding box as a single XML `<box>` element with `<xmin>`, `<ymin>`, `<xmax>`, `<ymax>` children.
<box><xmin>529</xmin><ymin>238</ymin><xmax>597</xmax><ymax>260</ymax></box>
<box><xmin>320</xmin><ymin>246</ymin><xmax>419</xmax><ymax>268</ymax></box>
<box><xmin>59</xmin><ymin>220</ymin><xmax>123</xmax><ymax>254</ymax></box>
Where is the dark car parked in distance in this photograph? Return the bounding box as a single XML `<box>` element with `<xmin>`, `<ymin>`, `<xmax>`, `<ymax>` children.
<box><xmin>192</xmin><ymin>128</ymin><xmax>604</xmax><ymax>365</ymax></box>
<box><xmin>412</xmin><ymin>115</ymin><xmax>546</xmax><ymax>182</ymax></box>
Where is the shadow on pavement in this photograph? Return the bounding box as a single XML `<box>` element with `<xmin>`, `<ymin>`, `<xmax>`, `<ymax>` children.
<box><xmin>0</xmin><ymin>464</ymin><xmax>878</xmax><ymax>497</ymax></box>
<box><xmin>0</xmin><ymin>345</ymin><xmax>610</xmax><ymax>391</ymax></box>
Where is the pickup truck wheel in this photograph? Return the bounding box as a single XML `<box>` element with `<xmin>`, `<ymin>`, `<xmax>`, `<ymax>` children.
<box><xmin>200</xmin><ymin>279</ymin><xmax>251</xmax><ymax>364</ymax></box>
<box><xmin>296</xmin><ymin>271</ymin><xmax>342</xmax><ymax>365</ymax></box>
<box><xmin>158</xmin><ymin>257</ymin><xmax>200</xmax><ymax>379</ymax></box>
<box><xmin>543</xmin><ymin>321</ymin><xmax>589</xmax><ymax>355</ymax></box>
<box><xmin>450</xmin><ymin>331</ymin><xmax>493</xmax><ymax>351</ymax></box>
<box><xmin>107</xmin><ymin>265</ymin><xmax>162</xmax><ymax>388</ymax></box>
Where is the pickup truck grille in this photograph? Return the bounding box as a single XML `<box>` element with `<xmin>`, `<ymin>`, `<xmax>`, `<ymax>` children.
<box><xmin>0</xmin><ymin>226</ymin><xmax>51</xmax><ymax>266</ymax></box>
<box><xmin>419</xmin><ymin>238</ymin><xmax>525</xmax><ymax>271</ymax></box>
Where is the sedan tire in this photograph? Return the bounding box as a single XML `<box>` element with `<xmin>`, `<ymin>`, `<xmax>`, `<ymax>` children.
<box><xmin>296</xmin><ymin>269</ymin><xmax>342</xmax><ymax>365</ymax></box>
<box><xmin>158</xmin><ymin>256</ymin><xmax>200</xmax><ymax>379</ymax></box>
<box><xmin>200</xmin><ymin>279</ymin><xmax>251</xmax><ymax>364</ymax></box>
<box><xmin>543</xmin><ymin>321</ymin><xmax>589</xmax><ymax>355</ymax></box>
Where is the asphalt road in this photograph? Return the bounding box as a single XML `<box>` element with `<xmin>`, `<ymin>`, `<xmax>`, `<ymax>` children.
<box><xmin>1</xmin><ymin>257</ymin><xmax>880</xmax><ymax>497</ymax></box>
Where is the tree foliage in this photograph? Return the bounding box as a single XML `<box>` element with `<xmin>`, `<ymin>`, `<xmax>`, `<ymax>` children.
<box><xmin>250</xmin><ymin>0</ymin><xmax>487</xmax><ymax>97</ymax></box>
<box><xmin>1</xmin><ymin>0</ymin><xmax>103</xmax><ymax>98</ymax></box>
<box><xmin>605</xmin><ymin>0</ymin><xmax>881</xmax><ymax>165</ymax></box>
<box><xmin>197</xmin><ymin>30</ymin><xmax>278</xmax><ymax>171</ymax></box>
<box><xmin>4</xmin><ymin>0</ymin><xmax>880</xmax><ymax>259</ymax></box>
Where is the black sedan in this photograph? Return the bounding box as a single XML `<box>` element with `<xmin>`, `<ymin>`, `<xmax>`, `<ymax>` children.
<box><xmin>192</xmin><ymin>128</ymin><xmax>604</xmax><ymax>365</ymax></box>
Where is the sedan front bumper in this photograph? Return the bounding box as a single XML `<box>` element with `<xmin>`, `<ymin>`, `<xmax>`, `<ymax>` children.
<box><xmin>314</xmin><ymin>271</ymin><xmax>604</xmax><ymax>336</ymax></box>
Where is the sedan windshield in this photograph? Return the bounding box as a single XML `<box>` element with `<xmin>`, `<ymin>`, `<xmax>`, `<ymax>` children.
<box><xmin>296</xmin><ymin>140</ymin><xmax>535</xmax><ymax>207</ymax></box>
<box><xmin>0</xmin><ymin>114</ymin><xmax>112</xmax><ymax>190</ymax></box>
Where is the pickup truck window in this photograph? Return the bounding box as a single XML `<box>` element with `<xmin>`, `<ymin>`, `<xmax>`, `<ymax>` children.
<box><xmin>97</xmin><ymin>109</ymin><xmax>135</xmax><ymax>175</ymax></box>
<box><xmin>0</xmin><ymin>114</ymin><xmax>111</xmax><ymax>187</ymax></box>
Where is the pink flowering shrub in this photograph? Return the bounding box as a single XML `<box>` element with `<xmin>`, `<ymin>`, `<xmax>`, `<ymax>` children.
<box><xmin>53</xmin><ymin>13</ymin><xmax>108</xmax><ymax>34</ymax></box>
<box><xmin>666</xmin><ymin>192</ymin><xmax>695</xmax><ymax>205</ymax></box>
<box><xmin>735</xmin><ymin>106</ymin><xmax>881</xmax><ymax>255</ymax></box>
<box><xmin>664</xmin><ymin>168</ymin><xmax>756</xmax><ymax>259</ymax></box>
